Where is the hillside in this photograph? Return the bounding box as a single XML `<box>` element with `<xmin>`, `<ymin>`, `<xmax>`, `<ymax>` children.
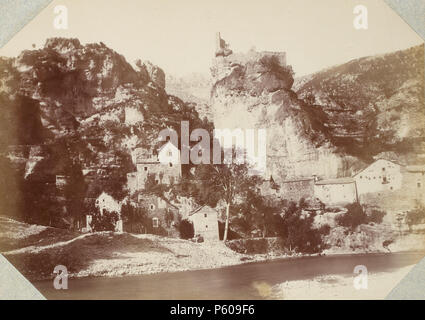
<box><xmin>0</xmin><ymin>38</ymin><xmax>211</xmax><ymax>223</ymax></box>
<box><xmin>294</xmin><ymin>45</ymin><xmax>425</xmax><ymax>160</ymax></box>
<box><xmin>165</xmin><ymin>72</ymin><xmax>213</xmax><ymax>121</ymax></box>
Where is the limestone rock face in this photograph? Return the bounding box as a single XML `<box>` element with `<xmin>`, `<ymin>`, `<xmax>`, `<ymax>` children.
<box><xmin>138</xmin><ymin>60</ymin><xmax>166</xmax><ymax>90</ymax></box>
<box><xmin>210</xmin><ymin>45</ymin><xmax>425</xmax><ymax>182</ymax></box>
<box><xmin>210</xmin><ymin>50</ymin><xmax>352</xmax><ymax>182</ymax></box>
<box><xmin>0</xmin><ymin>38</ymin><xmax>206</xmax><ymax>187</ymax></box>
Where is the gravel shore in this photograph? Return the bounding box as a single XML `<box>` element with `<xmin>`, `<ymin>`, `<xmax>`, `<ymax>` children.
<box><xmin>1</xmin><ymin>216</ymin><xmax>423</xmax><ymax>282</ymax></box>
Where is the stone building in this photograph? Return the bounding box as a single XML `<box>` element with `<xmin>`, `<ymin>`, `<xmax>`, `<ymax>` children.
<box><xmin>353</xmin><ymin>159</ymin><xmax>425</xmax><ymax>211</ymax></box>
<box><xmin>280</xmin><ymin>178</ymin><xmax>315</xmax><ymax>203</ymax></box>
<box><xmin>188</xmin><ymin>205</ymin><xmax>220</xmax><ymax>241</ymax></box>
<box><xmin>127</xmin><ymin>141</ymin><xmax>182</xmax><ymax>193</ymax></box>
<box><xmin>314</xmin><ymin>178</ymin><xmax>358</xmax><ymax>206</ymax></box>
<box><xmin>354</xmin><ymin>159</ymin><xmax>403</xmax><ymax>196</ymax></box>
<box><xmin>135</xmin><ymin>193</ymin><xmax>180</xmax><ymax>237</ymax></box>
<box><xmin>260</xmin><ymin>177</ymin><xmax>315</xmax><ymax>203</ymax></box>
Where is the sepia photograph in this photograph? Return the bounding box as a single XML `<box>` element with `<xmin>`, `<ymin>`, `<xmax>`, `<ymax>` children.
<box><xmin>0</xmin><ymin>0</ymin><xmax>424</xmax><ymax>302</ymax></box>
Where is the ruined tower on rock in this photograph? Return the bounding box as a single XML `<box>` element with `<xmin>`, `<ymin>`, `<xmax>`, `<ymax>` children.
<box><xmin>215</xmin><ymin>32</ymin><xmax>233</xmax><ymax>57</ymax></box>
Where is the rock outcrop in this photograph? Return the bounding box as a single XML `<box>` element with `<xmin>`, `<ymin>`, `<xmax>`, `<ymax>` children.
<box><xmin>210</xmin><ymin>43</ymin><xmax>425</xmax><ymax>182</ymax></box>
<box><xmin>210</xmin><ymin>49</ymin><xmax>355</xmax><ymax>182</ymax></box>
<box><xmin>0</xmin><ymin>38</ymin><xmax>207</xmax><ymax>188</ymax></box>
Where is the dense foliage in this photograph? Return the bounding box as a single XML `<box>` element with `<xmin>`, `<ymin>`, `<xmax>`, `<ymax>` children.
<box><xmin>178</xmin><ymin>219</ymin><xmax>194</xmax><ymax>239</ymax></box>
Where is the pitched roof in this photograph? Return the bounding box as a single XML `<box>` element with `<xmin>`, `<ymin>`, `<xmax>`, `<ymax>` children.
<box><xmin>157</xmin><ymin>140</ymin><xmax>179</xmax><ymax>153</ymax></box>
<box><xmin>188</xmin><ymin>205</ymin><xmax>217</xmax><ymax>216</ymax></box>
<box><xmin>352</xmin><ymin>158</ymin><xmax>403</xmax><ymax>178</ymax></box>
<box><xmin>315</xmin><ymin>177</ymin><xmax>355</xmax><ymax>185</ymax></box>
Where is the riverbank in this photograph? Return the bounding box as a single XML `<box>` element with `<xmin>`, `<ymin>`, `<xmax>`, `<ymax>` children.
<box><xmin>270</xmin><ymin>264</ymin><xmax>414</xmax><ymax>299</ymax></box>
<box><xmin>1</xmin><ymin>216</ymin><xmax>424</xmax><ymax>282</ymax></box>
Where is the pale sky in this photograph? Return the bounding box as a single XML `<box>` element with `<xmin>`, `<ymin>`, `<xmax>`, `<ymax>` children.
<box><xmin>0</xmin><ymin>0</ymin><xmax>423</xmax><ymax>77</ymax></box>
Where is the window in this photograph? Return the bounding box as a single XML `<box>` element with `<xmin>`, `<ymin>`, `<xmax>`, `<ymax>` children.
<box><xmin>168</xmin><ymin>151</ymin><xmax>172</xmax><ymax>157</ymax></box>
<box><xmin>382</xmin><ymin>167</ymin><xmax>385</xmax><ymax>171</ymax></box>
<box><xmin>144</xmin><ymin>167</ymin><xmax>148</xmax><ymax>171</ymax></box>
<box><xmin>150</xmin><ymin>204</ymin><xmax>155</xmax><ymax>210</ymax></box>
<box><xmin>205</xmin><ymin>225</ymin><xmax>208</xmax><ymax>229</ymax></box>
<box><xmin>152</xmin><ymin>217</ymin><xmax>159</xmax><ymax>228</ymax></box>
<box><xmin>418</xmin><ymin>182</ymin><xmax>422</xmax><ymax>188</ymax></box>
<box><xmin>204</xmin><ymin>213</ymin><xmax>207</xmax><ymax>218</ymax></box>
<box><xmin>198</xmin><ymin>149</ymin><xmax>203</xmax><ymax>157</ymax></box>
<box><xmin>169</xmin><ymin>163</ymin><xmax>173</xmax><ymax>167</ymax></box>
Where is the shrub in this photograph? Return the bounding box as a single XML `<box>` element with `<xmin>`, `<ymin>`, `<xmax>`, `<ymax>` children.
<box><xmin>405</xmin><ymin>207</ymin><xmax>425</xmax><ymax>227</ymax></box>
<box><xmin>259</xmin><ymin>55</ymin><xmax>294</xmax><ymax>85</ymax></box>
<box><xmin>90</xmin><ymin>210</ymin><xmax>119</xmax><ymax>232</ymax></box>
<box><xmin>368</xmin><ymin>209</ymin><xmax>386</xmax><ymax>224</ymax></box>
<box><xmin>336</xmin><ymin>203</ymin><xmax>368</xmax><ymax>230</ymax></box>
<box><xmin>383</xmin><ymin>239</ymin><xmax>394</xmax><ymax>249</ymax></box>
<box><xmin>178</xmin><ymin>219</ymin><xmax>194</xmax><ymax>239</ymax></box>
<box><xmin>277</xmin><ymin>202</ymin><xmax>326</xmax><ymax>254</ymax></box>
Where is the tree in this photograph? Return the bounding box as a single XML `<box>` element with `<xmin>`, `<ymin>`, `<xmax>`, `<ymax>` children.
<box><xmin>0</xmin><ymin>156</ymin><xmax>25</xmax><ymax>221</ymax></box>
<box><xmin>121</xmin><ymin>201</ymin><xmax>149</xmax><ymax>233</ymax></box>
<box><xmin>405</xmin><ymin>207</ymin><xmax>425</xmax><ymax>230</ymax></box>
<box><xmin>336</xmin><ymin>202</ymin><xmax>368</xmax><ymax>230</ymax></box>
<box><xmin>64</xmin><ymin>161</ymin><xmax>88</xmax><ymax>230</ymax></box>
<box><xmin>90</xmin><ymin>208</ymin><xmax>119</xmax><ymax>232</ymax></box>
<box><xmin>21</xmin><ymin>179</ymin><xmax>61</xmax><ymax>226</ymax></box>
<box><xmin>277</xmin><ymin>200</ymin><xmax>326</xmax><ymax>254</ymax></box>
<box><xmin>195</xmin><ymin>155</ymin><xmax>261</xmax><ymax>242</ymax></box>
<box><xmin>178</xmin><ymin>219</ymin><xmax>194</xmax><ymax>239</ymax></box>
<box><xmin>233</xmin><ymin>190</ymin><xmax>283</xmax><ymax>238</ymax></box>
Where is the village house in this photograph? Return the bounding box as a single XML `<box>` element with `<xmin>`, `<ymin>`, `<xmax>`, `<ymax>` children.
<box><xmin>353</xmin><ymin>159</ymin><xmax>403</xmax><ymax>196</ymax></box>
<box><xmin>135</xmin><ymin>193</ymin><xmax>180</xmax><ymax>237</ymax></box>
<box><xmin>127</xmin><ymin>141</ymin><xmax>182</xmax><ymax>193</ymax></box>
<box><xmin>314</xmin><ymin>177</ymin><xmax>358</xmax><ymax>206</ymax></box>
<box><xmin>405</xmin><ymin>165</ymin><xmax>425</xmax><ymax>205</ymax></box>
<box><xmin>353</xmin><ymin>159</ymin><xmax>425</xmax><ymax>211</ymax></box>
<box><xmin>188</xmin><ymin>205</ymin><xmax>220</xmax><ymax>241</ymax></box>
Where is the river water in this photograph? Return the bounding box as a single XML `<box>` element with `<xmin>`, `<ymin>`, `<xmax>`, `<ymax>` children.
<box><xmin>33</xmin><ymin>252</ymin><xmax>424</xmax><ymax>300</ymax></box>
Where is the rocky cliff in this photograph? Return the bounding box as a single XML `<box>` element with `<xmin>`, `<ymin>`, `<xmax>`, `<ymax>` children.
<box><xmin>210</xmin><ymin>45</ymin><xmax>425</xmax><ymax>182</ymax></box>
<box><xmin>0</xmin><ymin>38</ymin><xmax>206</xmax><ymax>189</ymax></box>
<box><xmin>210</xmin><ymin>50</ymin><xmax>358</xmax><ymax>182</ymax></box>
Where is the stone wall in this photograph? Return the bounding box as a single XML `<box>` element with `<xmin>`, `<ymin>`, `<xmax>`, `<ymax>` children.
<box><xmin>279</xmin><ymin>179</ymin><xmax>314</xmax><ymax>203</ymax></box>
<box><xmin>314</xmin><ymin>181</ymin><xmax>357</xmax><ymax>206</ymax></box>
